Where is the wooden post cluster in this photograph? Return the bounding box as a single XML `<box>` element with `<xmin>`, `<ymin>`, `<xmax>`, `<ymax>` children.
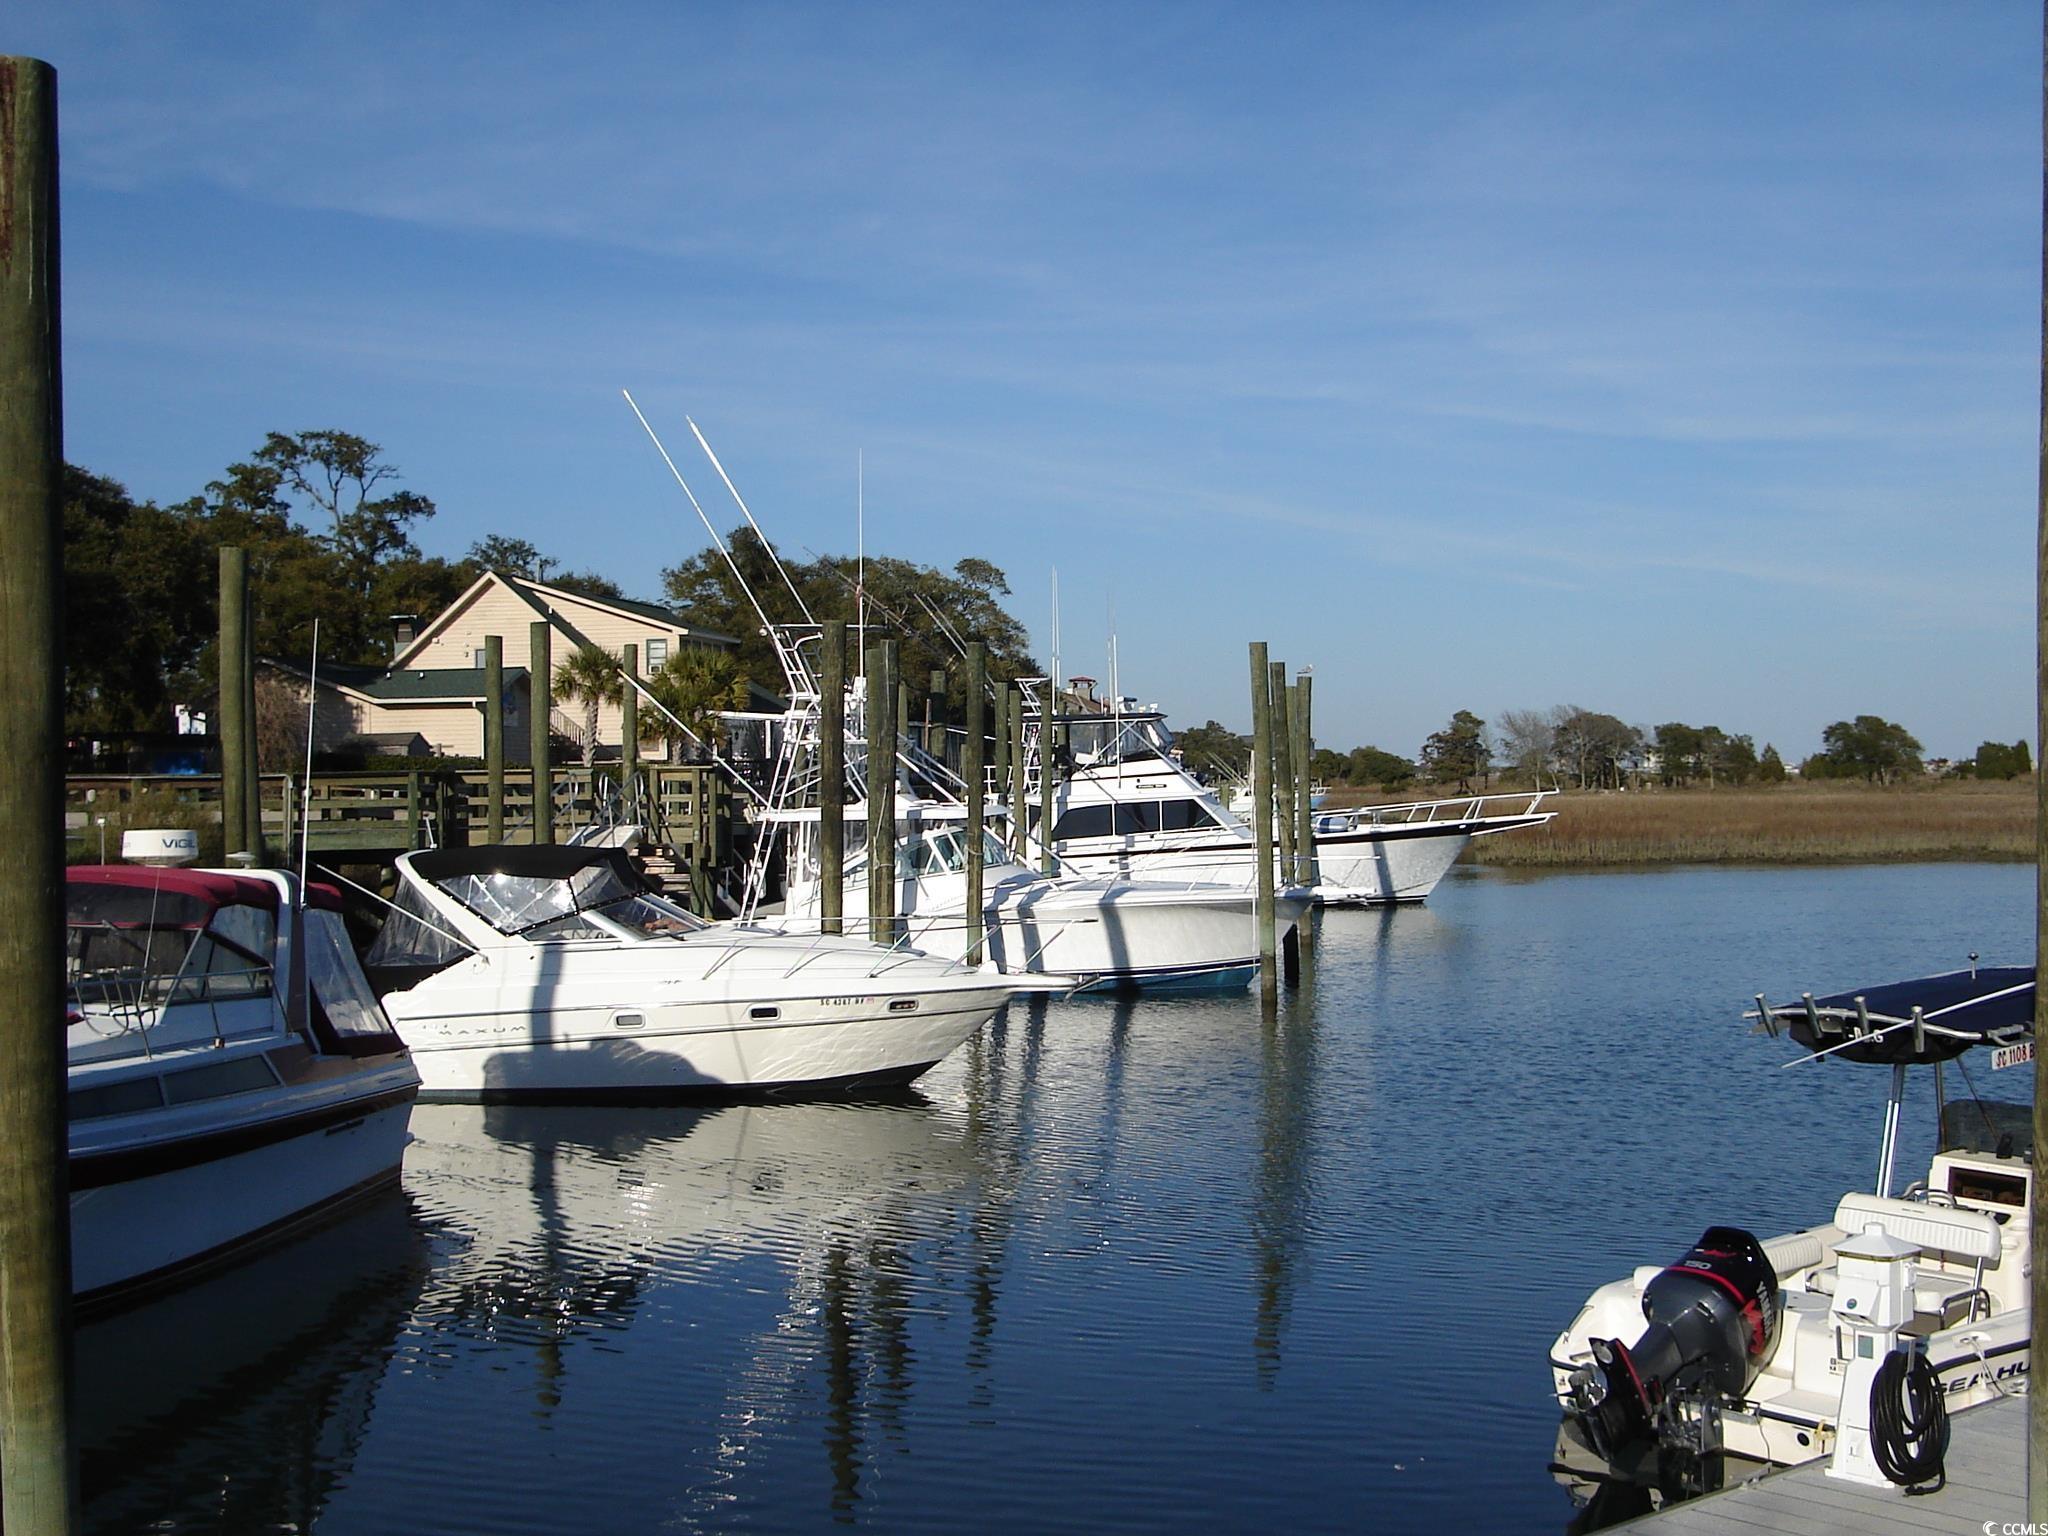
<box><xmin>964</xmin><ymin>643</ymin><xmax>987</xmax><ymax>965</ymax></box>
<box><xmin>483</xmin><ymin>634</ymin><xmax>505</xmax><ymax>843</ymax></box>
<box><xmin>0</xmin><ymin>52</ymin><xmax>79</xmax><ymax>1534</ymax></box>
<box><xmin>529</xmin><ymin>620</ymin><xmax>553</xmax><ymax>844</ymax></box>
<box><xmin>1249</xmin><ymin>643</ymin><xmax>1278</xmax><ymax>998</ymax></box>
<box><xmin>219</xmin><ymin>546</ymin><xmax>251</xmax><ymax>859</ymax></box>
<box><xmin>819</xmin><ymin>620</ymin><xmax>846</xmax><ymax>936</ymax></box>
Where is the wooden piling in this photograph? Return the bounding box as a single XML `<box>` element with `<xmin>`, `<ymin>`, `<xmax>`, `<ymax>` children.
<box><xmin>964</xmin><ymin>643</ymin><xmax>987</xmax><ymax>965</ymax></box>
<box><xmin>620</xmin><ymin>641</ymin><xmax>638</xmax><ymax>830</ymax></box>
<box><xmin>1270</xmin><ymin>660</ymin><xmax>1295</xmax><ymax>885</ymax></box>
<box><xmin>484</xmin><ymin>634</ymin><xmax>505</xmax><ymax>843</ymax></box>
<box><xmin>1008</xmin><ymin>682</ymin><xmax>1028</xmax><ymax>858</ymax></box>
<box><xmin>0</xmin><ymin>52</ymin><xmax>79</xmax><ymax>1534</ymax></box>
<box><xmin>2032</xmin><ymin>0</ymin><xmax>2048</xmax><ymax>1508</ymax></box>
<box><xmin>1249</xmin><ymin>643</ymin><xmax>1277</xmax><ymax>997</ymax></box>
<box><xmin>241</xmin><ymin>579</ymin><xmax>260</xmax><ymax>859</ymax></box>
<box><xmin>529</xmin><ymin>620</ymin><xmax>553</xmax><ymax>845</ymax></box>
<box><xmin>1293</xmin><ymin>674</ymin><xmax>1315</xmax><ymax>889</ymax></box>
<box><xmin>1037</xmin><ymin>681</ymin><xmax>1056</xmax><ymax>875</ymax></box>
<box><xmin>866</xmin><ymin>642</ymin><xmax>897</xmax><ymax>944</ymax></box>
<box><xmin>219</xmin><ymin>546</ymin><xmax>250</xmax><ymax>859</ymax></box>
<box><xmin>992</xmin><ymin>680</ymin><xmax>1011</xmax><ymax>838</ymax></box>
<box><xmin>927</xmin><ymin>667</ymin><xmax>947</xmax><ymax>761</ymax></box>
<box><xmin>819</xmin><ymin>620</ymin><xmax>846</xmax><ymax>936</ymax></box>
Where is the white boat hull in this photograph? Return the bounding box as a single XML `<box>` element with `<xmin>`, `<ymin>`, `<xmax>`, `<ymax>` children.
<box><xmin>69</xmin><ymin>1089</ymin><xmax>415</xmax><ymax>1302</ymax></box>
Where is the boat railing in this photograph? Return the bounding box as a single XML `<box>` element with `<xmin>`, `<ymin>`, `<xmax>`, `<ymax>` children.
<box><xmin>69</xmin><ymin>958</ymin><xmax>281</xmax><ymax>1064</ymax></box>
<box><xmin>1313</xmin><ymin>789</ymin><xmax>1554</xmax><ymax>831</ymax></box>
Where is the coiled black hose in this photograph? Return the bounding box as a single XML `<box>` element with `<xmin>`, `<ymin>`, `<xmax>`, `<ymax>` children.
<box><xmin>1870</xmin><ymin>1348</ymin><xmax>1949</xmax><ymax>1493</ymax></box>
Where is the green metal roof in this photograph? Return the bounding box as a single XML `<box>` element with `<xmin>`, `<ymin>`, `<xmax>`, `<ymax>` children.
<box><xmin>359</xmin><ymin>665</ymin><xmax>529</xmax><ymax>701</ymax></box>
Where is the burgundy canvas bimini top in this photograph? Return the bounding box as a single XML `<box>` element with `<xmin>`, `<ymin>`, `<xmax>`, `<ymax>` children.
<box><xmin>66</xmin><ymin>865</ymin><xmax>344</xmax><ymax>916</ymax></box>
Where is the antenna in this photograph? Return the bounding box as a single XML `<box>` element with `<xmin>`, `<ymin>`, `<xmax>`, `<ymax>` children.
<box><xmin>621</xmin><ymin>390</ymin><xmax>800</xmax><ymax>698</ymax></box>
<box><xmin>688</xmin><ymin>416</ymin><xmax>815</xmax><ymax>624</ymax></box>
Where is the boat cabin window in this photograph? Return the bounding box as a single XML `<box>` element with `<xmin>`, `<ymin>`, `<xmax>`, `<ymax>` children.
<box><xmin>589</xmin><ymin>890</ymin><xmax>707</xmax><ymax>940</ymax></box>
<box><xmin>1053</xmin><ymin>805</ymin><xmax>1114</xmax><ymax>840</ymax></box>
<box><xmin>1157</xmin><ymin>799</ymin><xmax>1216</xmax><ymax>831</ymax></box>
<box><xmin>67</xmin><ymin>887</ymin><xmax>275</xmax><ymax>1009</ymax></box>
<box><xmin>365</xmin><ymin>879</ymin><xmax>472</xmax><ymax>970</ymax></box>
<box><xmin>431</xmin><ymin>860</ymin><xmax>705</xmax><ymax>939</ymax></box>
<box><xmin>303</xmin><ymin>909</ymin><xmax>397</xmax><ymax>1041</ymax></box>
<box><xmin>905</xmin><ymin>831</ymin><xmax>970</xmax><ymax>877</ymax></box>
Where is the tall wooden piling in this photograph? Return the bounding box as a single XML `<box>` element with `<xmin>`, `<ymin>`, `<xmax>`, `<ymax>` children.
<box><xmin>1037</xmin><ymin>681</ymin><xmax>1057</xmax><ymax>875</ymax></box>
<box><xmin>620</xmin><ymin>642</ymin><xmax>639</xmax><ymax>828</ymax></box>
<box><xmin>819</xmin><ymin>621</ymin><xmax>846</xmax><ymax>936</ymax></box>
<box><xmin>483</xmin><ymin>634</ymin><xmax>505</xmax><ymax>843</ymax></box>
<box><xmin>964</xmin><ymin>643</ymin><xmax>988</xmax><ymax>965</ymax></box>
<box><xmin>2032</xmin><ymin>0</ymin><xmax>2048</xmax><ymax>1508</ymax></box>
<box><xmin>1249</xmin><ymin>643</ymin><xmax>1277</xmax><ymax>998</ymax></box>
<box><xmin>1270</xmin><ymin>660</ymin><xmax>1295</xmax><ymax>884</ymax></box>
<box><xmin>219</xmin><ymin>546</ymin><xmax>251</xmax><ymax>859</ymax></box>
<box><xmin>1293</xmin><ymin>674</ymin><xmax>1315</xmax><ymax>888</ymax></box>
<box><xmin>530</xmin><ymin>620</ymin><xmax>553</xmax><ymax>845</ymax></box>
<box><xmin>1008</xmin><ymin>682</ymin><xmax>1028</xmax><ymax>858</ymax></box>
<box><xmin>0</xmin><ymin>53</ymin><xmax>79</xmax><ymax>1534</ymax></box>
<box><xmin>927</xmin><ymin>667</ymin><xmax>947</xmax><ymax>761</ymax></box>
<box><xmin>867</xmin><ymin>642</ymin><xmax>898</xmax><ymax>944</ymax></box>
<box><xmin>241</xmin><ymin>579</ymin><xmax>260</xmax><ymax>859</ymax></box>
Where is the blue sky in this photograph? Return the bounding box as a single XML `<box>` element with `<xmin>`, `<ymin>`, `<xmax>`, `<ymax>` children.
<box><xmin>14</xmin><ymin>2</ymin><xmax>2039</xmax><ymax>761</ymax></box>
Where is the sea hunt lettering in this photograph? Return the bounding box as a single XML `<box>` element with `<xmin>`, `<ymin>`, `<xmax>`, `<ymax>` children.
<box><xmin>1944</xmin><ymin>1359</ymin><xmax>2028</xmax><ymax>1394</ymax></box>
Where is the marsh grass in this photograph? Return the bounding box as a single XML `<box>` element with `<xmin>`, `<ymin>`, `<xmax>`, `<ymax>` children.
<box><xmin>1328</xmin><ymin>780</ymin><xmax>2034</xmax><ymax>868</ymax></box>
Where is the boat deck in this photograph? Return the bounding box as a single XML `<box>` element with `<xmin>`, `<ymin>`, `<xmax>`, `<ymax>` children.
<box><xmin>1621</xmin><ymin>1395</ymin><xmax>2024</xmax><ymax>1534</ymax></box>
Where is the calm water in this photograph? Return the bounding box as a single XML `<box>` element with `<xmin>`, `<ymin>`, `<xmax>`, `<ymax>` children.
<box><xmin>81</xmin><ymin>862</ymin><xmax>2032</xmax><ymax>1535</ymax></box>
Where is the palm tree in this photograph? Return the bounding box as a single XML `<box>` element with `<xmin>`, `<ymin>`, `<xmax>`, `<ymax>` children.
<box><xmin>645</xmin><ymin>649</ymin><xmax>749</xmax><ymax>761</ymax></box>
<box><xmin>552</xmin><ymin>644</ymin><xmax>625</xmax><ymax>766</ymax></box>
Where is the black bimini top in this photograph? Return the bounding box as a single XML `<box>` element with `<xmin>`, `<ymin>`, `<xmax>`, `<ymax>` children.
<box><xmin>1763</xmin><ymin>966</ymin><xmax>2034</xmax><ymax>1066</ymax></box>
<box><xmin>408</xmin><ymin>845</ymin><xmax>642</xmax><ymax>886</ymax></box>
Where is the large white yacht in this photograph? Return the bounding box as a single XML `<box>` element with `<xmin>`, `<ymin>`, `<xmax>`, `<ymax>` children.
<box><xmin>64</xmin><ymin>865</ymin><xmax>420</xmax><ymax>1304</ymax></box>
<box><xmin>1550</xmin><ymin>967</ymin><xmax>2032</xmax><ymax>1509</ymax></box>
<box><xmin>365</xmin><ymin>844</ymin><xmax>1034</xmax><ymax>1100</ymax></box>
<box><xmin>1038</xmin><ymin>706</ymin><xmax>1553</xmax><ymax>904</ymax></box>
<box><xmin>764</xmin><ymin>798</ymin><xmax>1310</xmax><ymax>991</ymax></box>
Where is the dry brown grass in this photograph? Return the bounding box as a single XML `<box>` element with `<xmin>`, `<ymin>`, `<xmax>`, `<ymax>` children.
<box><xmin>1327</xmin><ymin>779</ymin><xmax>2035</xmax><ymax>868</ymax></box>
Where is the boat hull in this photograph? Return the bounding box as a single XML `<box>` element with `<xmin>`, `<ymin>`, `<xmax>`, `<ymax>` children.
<box><xmin>69</xmin><ymin>1091</ymin><xmax>415</xmax><ymax>1305</ymax></box>
<box><xmin>388</xmin><ymin>986</ymin><xmax>1012</xmax><ymax>1101</ymax></box>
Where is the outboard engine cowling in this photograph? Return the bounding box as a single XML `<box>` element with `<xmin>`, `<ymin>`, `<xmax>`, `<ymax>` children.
<box><xmin>1568</xmin><ymin>1226</ymin><xmax>1782</xmax><ymax>1461</ymax></box>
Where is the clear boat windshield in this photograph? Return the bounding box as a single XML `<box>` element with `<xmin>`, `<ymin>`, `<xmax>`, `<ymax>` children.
<box><xmin>1064</xmin><ymin>715</ymin><xmax>1174</xmax><ymax>768</ymax></box>
<box><xmin>66</xmin><ymin>884</ymin><xmax>274</xmax><ymax>1012</ymax></box>
<box><xmin>431</xmin><ymin>863</ymin><xmax>709</xmax><ymax>941</ymax></box>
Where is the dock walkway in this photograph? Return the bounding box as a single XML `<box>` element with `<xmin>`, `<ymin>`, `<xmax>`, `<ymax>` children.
<box><xmin>1622</xmin><ymin>1395</ymin><xmax>2025</xmax><ymax>1534</ymax></box>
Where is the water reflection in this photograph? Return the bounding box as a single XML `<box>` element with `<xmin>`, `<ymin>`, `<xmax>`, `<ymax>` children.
<box><xmin>79</xmin><ymin>1187</ymin><xmax>429</xmax><ymax>1535</ymax></box>
<box><xmin>1253</xmin><ymin>988</ymin><xmax>1319</xmax><ymax>1384</ymax></box>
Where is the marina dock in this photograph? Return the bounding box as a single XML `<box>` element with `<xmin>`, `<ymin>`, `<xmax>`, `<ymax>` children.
<box><xmin>1622</xmin><ymin>1396</ymin><xmax>2025</xmax><ymax>1534</ymax></box>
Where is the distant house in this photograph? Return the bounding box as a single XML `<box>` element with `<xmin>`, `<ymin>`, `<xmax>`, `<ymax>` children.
<box><xmin>386</xmin><ymin>571</ymin><xmax>743</xmax><ymax>760</ymax></box>
<box><xmin>260</xmin><ymin>658</ymin><xmax>532</xmax><ymax>763</ymax></box>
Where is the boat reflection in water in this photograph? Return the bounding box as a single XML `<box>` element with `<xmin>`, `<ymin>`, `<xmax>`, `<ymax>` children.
<box><xmin>77</xmin><ymin>1187</ymin><xmax>430</xmax><ymax>1535</ymax></box>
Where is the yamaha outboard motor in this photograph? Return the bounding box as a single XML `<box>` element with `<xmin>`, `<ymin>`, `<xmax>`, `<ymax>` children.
<box><xmin>1568</xmin><ymin>1227</ymin><xmax>1782</xmax><ymax>1462</ymax></box>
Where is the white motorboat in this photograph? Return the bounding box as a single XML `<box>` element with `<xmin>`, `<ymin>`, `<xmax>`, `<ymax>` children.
<box><xmin>365</xmin><ymin>844</ymin><xmax>1035</xmax><ymax>1101</ymax></box>
<box><xmin>1549</xmin><ymin>967</ymin><xmax>2033</xmax><ymax>1507</ymax></box>
<box><xmin>1039</xmin><ymin>707</ymin><xmax>1554</xmax><ymax>904</ymax></box>
<box><xmin>767</xmin><ymin>799</ymin><xmax>1311</xmax><ymax>991</ymax></box>
<box><xmin>64</xmin><ymin>865</ymin><xmax>420</xmax><ymax>1305</ymax></box>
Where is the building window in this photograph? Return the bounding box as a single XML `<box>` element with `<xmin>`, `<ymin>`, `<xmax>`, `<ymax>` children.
<box><xmin>472</xmin><ymin>648</ymin><xmax>487</xmax><ymax>669</ymax></box>
<box><xmin>646</xmin><ymin>638</ymin><xmax>669</xmax><ymax>668</ymax></box>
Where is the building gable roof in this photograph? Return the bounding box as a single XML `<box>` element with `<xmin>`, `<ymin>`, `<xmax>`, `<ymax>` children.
<box><xmin>390</xmin><ymin>569</ymin><xmax>738</xmax><ymax>669</ymax></box>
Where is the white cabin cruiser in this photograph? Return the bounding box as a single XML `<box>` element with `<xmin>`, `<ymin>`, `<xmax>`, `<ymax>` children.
<box><xmin>1550</xmin><ymin>967</ymin><xmax>2033</xmax><ymax>1509</ymax></box>
<box><xmin>1038</xmin><ymin>709</ymin><xmax>1553</xmax><ymax>904</ymax></box>
<box><xmin>365</xmin><ymin>844</ymin><xmax>1031</xmax><ymax>1101</ymax></box>
<box><xmin>767</xmin><ymin>800</ymin><xmax>1311</xmax><ymax>991</ymax></box>
<box><xmin>64</xmin><ymin>865</ymin><xmax>419</xmax><ymax>1305</ymax></box>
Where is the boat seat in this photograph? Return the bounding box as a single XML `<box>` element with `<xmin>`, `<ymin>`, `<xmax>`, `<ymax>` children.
<box><xmin>1761</xmin><ymin>1230</ymin><xmax>1829</xmax><ymax>1278</ymax></box>
<box><xmin>1833</xmin><ymin>1193</ymin><xmax>2002</xmax><ymax>1264</ymax></box>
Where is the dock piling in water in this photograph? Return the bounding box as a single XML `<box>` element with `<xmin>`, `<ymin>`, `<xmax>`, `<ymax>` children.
<box><xmin>965</xmin><ymin>642</ymin><xmax>988</xmax><ymax>965</ymax></box>
<box><xmin>1249</xmin><ymin>643</ymin><xmax>1278</xmax><ymax>998</ymax></box>
<box><xmin>819</xmin><ymin>620</ymin><xmax>846</xmax><ymax>936</ymax></box>
<box><xmin>530</xmin><ymin>620</ymin><xmax>553</xmax><ymax>844</ymax></box>
<box><xmin>219</xmin><ymin>546</ymin><xmax>251</xmax><ymax>859</ymax></box>
<box><xmin>0</xmin><ymin>52</ymin><xmax>80</xmax><ymax>1534</ymax></box>
<box><xmin>484</xmin><ymin>634</ymin><xmax>505</xmax><ymax>843</ymax></box>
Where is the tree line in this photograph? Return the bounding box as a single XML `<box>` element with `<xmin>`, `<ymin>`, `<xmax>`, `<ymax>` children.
<box><xmin>61</xmin><ymin>431</ymin><xmax>1040</xmax><ymax>743</ymax></box>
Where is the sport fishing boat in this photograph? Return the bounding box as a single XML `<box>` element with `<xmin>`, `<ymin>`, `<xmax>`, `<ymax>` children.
<box><xmin>365</xmin><ymin>844</ymin><xmax>1038</xmax><ymax>1101</ymax></box>
<box><xmin>764</xmin><ymin>798</ymin><xmax>1311</xmax><ymax>991</ymax></box>
<box><xmin>1039</xmin><ymin>705</ymin><xmax>1553</xmax><ymax>904</ymax></box>
<box><xmin>1549</xmin><ymin>966</ymin><xmax>2032</xmax><ymax>1511</ymax></box>
<box><xmin>64</xmin><ymin>865</ymin><xmax>420</xmax><ymax>1304</ymax></box>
